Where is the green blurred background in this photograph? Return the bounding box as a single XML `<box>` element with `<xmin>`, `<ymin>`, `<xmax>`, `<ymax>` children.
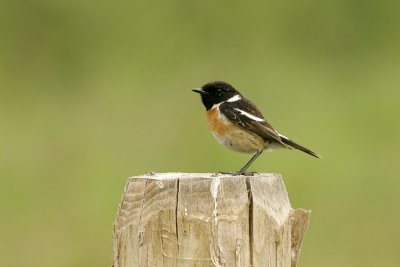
<box><xmin>1</xmin><ymin>1</ymin><xmax>399</xmax><ymax>266</ymax></box>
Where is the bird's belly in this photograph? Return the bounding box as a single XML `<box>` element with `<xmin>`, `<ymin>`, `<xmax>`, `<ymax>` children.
<box><xmin>211</xmin><ymin>130</ymin><xmax>265</xmax><ymax>153</ymax></box>
<box><xmin>207</xmin><ymin>107</ymin><xmax>265</xmax><ymax>153</ymax></box>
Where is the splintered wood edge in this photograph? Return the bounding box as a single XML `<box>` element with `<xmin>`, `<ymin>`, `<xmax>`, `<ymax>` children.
<box><xmin>290</xmin><ymin>208</ymin><xmax>311</xmax><ymax>267</ymax></box>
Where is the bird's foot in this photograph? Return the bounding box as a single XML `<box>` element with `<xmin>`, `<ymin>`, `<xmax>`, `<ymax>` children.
<box><xmin>214</xmin><ymin>171</ymin><xmax>259</xmax><ymax>176</ymax></box>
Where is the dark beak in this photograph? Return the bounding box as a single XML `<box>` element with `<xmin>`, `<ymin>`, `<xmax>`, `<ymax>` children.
<box><xmin>192</xmin><ymin>88</ymin><xmax>208</xmax><ymax>95</ymax></box>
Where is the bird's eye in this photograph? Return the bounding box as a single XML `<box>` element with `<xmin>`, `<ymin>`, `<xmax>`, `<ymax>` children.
<box><xmin>216</xmin><ymin>89</ymin><xmax>222</xmax><ymax>95</ymax></box>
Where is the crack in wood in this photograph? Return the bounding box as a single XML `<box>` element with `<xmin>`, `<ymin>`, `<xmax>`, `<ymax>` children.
<box><xmin>245</xmin><ymin>177</ymin><xmax>254</xmax><ymax>267</ymax></box>
<box><xmin>175</xmin><ymin>178</ymin><xmax>180</xmax><ymax>259</ymax></box>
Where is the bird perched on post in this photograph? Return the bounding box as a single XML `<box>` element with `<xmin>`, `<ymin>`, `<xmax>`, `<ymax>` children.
<box><xmin>193</xmin><ymin>81</ymin><xmax>320</xmax><ymax>175</ymax></box>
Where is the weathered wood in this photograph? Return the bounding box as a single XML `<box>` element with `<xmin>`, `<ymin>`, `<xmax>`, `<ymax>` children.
<box><xmin>112</xmin><ymin>173</ymin><xmax>310</xmax><ymax>267</ymax></box>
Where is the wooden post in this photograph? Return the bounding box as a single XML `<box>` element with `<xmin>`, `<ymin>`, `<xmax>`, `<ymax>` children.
<box><xmin>112</xmin><ymin>173</ymin><xmax>310</xmax><ymax>267</ymax></box>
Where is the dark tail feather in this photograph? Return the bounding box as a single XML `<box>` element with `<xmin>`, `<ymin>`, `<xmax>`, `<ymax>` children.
<box><xmin>280</xmin><ymin>135</ymin><xmax>320</xmax><ymax>158</ymax></box>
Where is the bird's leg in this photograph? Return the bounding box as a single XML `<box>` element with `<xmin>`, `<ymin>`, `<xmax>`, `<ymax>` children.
<box><xmin>237</xmin><ymin>150</ymin><xmax>263</xmax><ymax>175</ymax></box>
<box><xmin>215</xmin><ymin>150</ymin><xmax>263</xmax><ymax>176</ymax></box>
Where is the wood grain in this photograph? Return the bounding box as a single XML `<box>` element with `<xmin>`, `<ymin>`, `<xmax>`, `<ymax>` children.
<box><xmin>112</xmin><ymin>173</ymin><xmax>310</xmax><ymax>267</ymax></box>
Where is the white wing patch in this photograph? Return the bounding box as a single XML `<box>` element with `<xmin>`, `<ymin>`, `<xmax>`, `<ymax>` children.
<box><xmin>278</xmin><ymin>133</ymin><xmax>289</xmax><ymax>139</ymax></box>
<box><xmin>227</xmin><ymin>94</ymin><xmax>241</xmax><ymax>102</ymax></box>
<box><xmin>234</xmin><ymin>108</ymin><xmax>265</xmax><ymax>122</ymax></box>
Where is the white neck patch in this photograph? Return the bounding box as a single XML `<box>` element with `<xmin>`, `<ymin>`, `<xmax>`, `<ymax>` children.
<box><xmin>227</xmin><ymin>94</ymin><xmax>241</xmax><ymax>102</ymax></box>
<box><xmin>234</xmin><ymin>108</ymin><xmax>265</xmax><ymax>122</ymax></box>
<box><xmin>211</xmin><ymin>94</ymin><xmax>241</xmax><ymax>109</ymax></box>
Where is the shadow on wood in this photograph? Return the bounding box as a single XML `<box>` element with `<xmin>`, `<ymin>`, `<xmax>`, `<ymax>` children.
<box><xmin>112</xmin><ymin>173</ymin><xmax>310</xmax><ymax>267</ymax></box>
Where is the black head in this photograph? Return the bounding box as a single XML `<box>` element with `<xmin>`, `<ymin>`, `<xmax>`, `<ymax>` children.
<box><xmin>192</xmin><ymin>81</ymin><xmax>241</xmax><ymax>110</ymax></box>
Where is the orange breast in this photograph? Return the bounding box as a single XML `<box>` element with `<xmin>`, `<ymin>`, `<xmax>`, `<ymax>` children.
<box><xmin>206</xmin><ymin>107</ymin><xmax>265</xmax><ymax>153</ymax></box>
<box><xmin>206</xmin><ymin>107</ymin><xmax>235</xmax><ymax>135</ymax></box>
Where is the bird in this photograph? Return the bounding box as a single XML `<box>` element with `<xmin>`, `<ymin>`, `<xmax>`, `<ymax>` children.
<box><xmin>192</xmin><ymin>81</ymin><xmax>320</xmax><ymax>175</ymax></box>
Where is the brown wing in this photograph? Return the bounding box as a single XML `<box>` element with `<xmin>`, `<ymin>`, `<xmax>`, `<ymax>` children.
<box><xmin>220</xmin><ymin>99</ymin><xmax>286</xmax><ymax>146</ymax></box>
